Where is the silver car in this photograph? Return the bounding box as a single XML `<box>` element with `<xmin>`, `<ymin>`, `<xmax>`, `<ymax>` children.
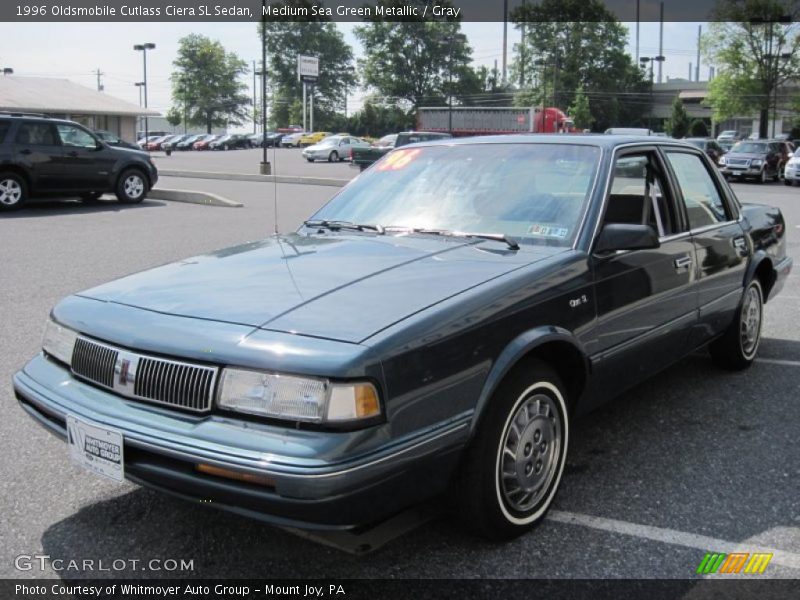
<box><xmin>302</xmin><ymin>135</ymin><xmax>369</xmax><ymax>162</ymax></box>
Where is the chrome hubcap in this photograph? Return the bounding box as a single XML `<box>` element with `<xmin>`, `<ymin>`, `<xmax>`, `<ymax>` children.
<box><xmin>0</xmin><ymin>178</ymin><xmax>22</xmax><ymax>205</ymax></box>
<box><xmin>124</xmin><ymin>175</ymin><xmax>144</xmax><ymax>199</ymax></box>
<box><xmin>740</xmin><ymin>286</ymin><xmax>762</xmax><ymax>357</ymax></box>
<box><xmin>499</xmin><ymin>393</ymin><xmax>561</xmax><ymax>512</ymax></box>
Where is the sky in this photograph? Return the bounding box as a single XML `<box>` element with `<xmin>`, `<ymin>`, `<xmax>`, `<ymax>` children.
<box><xmin>0</xmin><ymin>20</ymin><xmax>709</xmax><ymax>131</ymax></box>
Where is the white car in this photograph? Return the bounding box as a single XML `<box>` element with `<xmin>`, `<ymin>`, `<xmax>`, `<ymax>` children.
<box><xmin>281</xmin><ymin>132</ymin><xmax>305</xmax><ymax>148</ymax></box>
<box><xmin>301</xmin><ymin>135</ymin><xmax>370</xmax><ymax>163</ymax></box>
<box><xmin>784</xmin><ymin>152</ymin><xmax>799</xmax><ymax>186</ymax></box>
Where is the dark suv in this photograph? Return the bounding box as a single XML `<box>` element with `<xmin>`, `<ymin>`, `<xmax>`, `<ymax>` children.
<box><xmin>0</xmin><ymin>115</ymin><xmax>158</xmax><ymax>211</ymax></box>
<box><xmin>718</xmin><ymin>139</ymin><xmax>790</xmax><ymax>183</ymax></box>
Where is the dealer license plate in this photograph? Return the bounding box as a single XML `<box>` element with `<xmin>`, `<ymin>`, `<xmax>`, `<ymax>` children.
<box><xmin>66</xmin><ymin>415</ymin><xmax>124</xmax><ymax>482</ymax></box>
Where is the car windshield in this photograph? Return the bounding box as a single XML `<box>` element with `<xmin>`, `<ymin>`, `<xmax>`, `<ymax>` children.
<box><xmin>310</xmin><ymin>143</ymin><xmax>600</xmax><ymax>247</ymax></box>
<box><xmin>318</xmin><ymin>137</ymin><xmax>342</xmax><ymax>146</ymax></box>
<box><xmin>732</xmin><ymin>142</ymin><xmax>767</xmax><ymax>153</ymax></box>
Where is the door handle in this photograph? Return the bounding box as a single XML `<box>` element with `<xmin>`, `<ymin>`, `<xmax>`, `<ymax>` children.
<box><xmin>674</xmin><ymin>256</ymin><xmax>693</xmax><ymax>269</ymax></box>
<box><xmin>20</xmin><ymin>149</ymin><xmax>32</xmax><ymax>155</ymax></box>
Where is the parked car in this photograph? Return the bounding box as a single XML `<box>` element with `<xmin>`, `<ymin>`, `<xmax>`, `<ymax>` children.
<box><xmin>0</xmin><ymin>114</ymin><xmax>158</xmax><ymax>210</ymax></box>
<box><xmin>783</xmin><ymin>150</ymin><xmax>799</xmax><ymax>186</ymax></box>
<box><xmin>94</xmin><ymin>130</ymin><xmax>138</xmax><ymax>151</ymax></box>
<box><xmin>175</xmin><ymin>134</ymin><xmax>205</xmax><ymax>150</ymax></box>
<box><xmin>145</xmin><ymin>135</ymin><xmax>177</xmax><ymax>151</ymax></box>
<box><xmin>718</xmin><ymin>140</ymin><xmax>790</xmax><ymax>182</ymax></box>
<box><xmin>301</xmin><ymin>135</ymin><xmax>370</xmax><ymax>162</ymax></box>
<box><xmin>373</xmin><ymin>134</ymin><xmax>398</xmax><ymax>149</ymax></box>
<box><xmin>193</xmin><ymin>135</ymin><xmax>221</xmax><ymax>151</ymax></box>
<box><xmin>717</xmin><ymin>139</ymin><xmax>735</xmax><ymax>153</ymax></box>
<box><xmin>14</xmin><ymin>135</ymin><xmax>791</xmax><ymax>540</ymax></box>
<box><xmin>136</xmin><ymin>135</ymin><xmax>160</xmax><ymax>149</ymax></box>
<box><xmin>298</xmin><ymin>131</ymin><xmax>333</xmax><ymax>147</ymax></box>
<box><xmin>280</xmin><ymin>132</ymin><xmax>305</xmax><ymax>148</ymax></box>
<box><xmin>683</xmin><ymin>138</ymin><xmax>726</xmax><ymax>163</ymax></box>
<box><xmin>351</xmin><ymin>131</ymin><xmax>452</xmax><ymax>171</ymax></box>
<box><xmin>161</xmin><ymin>134</ymin><xmax>193</xmax><ymax>152</ymax></box>
<box><xmin>209</xmin><ymin>134</ymin><xmax>249</xmax><ymax>151</ymax></box>
<box><xmin>717</xmin><ymin>130</ymin><xmax>743</xmax><ymax>142</ymax></box>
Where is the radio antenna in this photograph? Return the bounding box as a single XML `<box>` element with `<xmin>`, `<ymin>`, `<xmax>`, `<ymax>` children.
<box><xmin>273</xmin><ymin>141</ymin><xmax>278</xmax><ymax>235</ymax></box>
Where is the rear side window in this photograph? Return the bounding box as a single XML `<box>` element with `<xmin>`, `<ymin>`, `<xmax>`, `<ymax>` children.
<box><xmin>15</xmin><ymin>122</ymin><xmax>58</xmax><ymax>146</ymax></box>
<box><xmin>665</xmin><ymin>151</ymin><xmax>730</xmax><ymax>229</ymax></box>
<box><xmin>0</xmin><ymin>120</ymin><xmax>11</xmax><ymax>142</ymax></box>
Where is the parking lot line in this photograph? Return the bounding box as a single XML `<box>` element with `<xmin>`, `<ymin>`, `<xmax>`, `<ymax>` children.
<box><xmin>754</xmin><ymin>358</ymin><xmax>800</xmax><ymax>367</ymax></box>
<box><xmin>547</xmin><ymin>510</ymin><xmax>800</xmax><ymax>570</ymax></box>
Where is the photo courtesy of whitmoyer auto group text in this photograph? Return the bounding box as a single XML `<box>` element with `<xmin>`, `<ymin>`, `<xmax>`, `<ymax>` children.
<box><xmin>1</xmin><ymin>0</ymin><xmax>799</xmax><ymax>598</ymax></box>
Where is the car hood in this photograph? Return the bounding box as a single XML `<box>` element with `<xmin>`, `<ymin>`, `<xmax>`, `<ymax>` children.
<box><xmin>77</xmin><ymin>233</ymin><xmax>559</xmax><ymax>344</ymax></box>
<box><xmin>726</xmin><ymin>152</ymin><xmax>768</xmax><ymax>160</ymax></box>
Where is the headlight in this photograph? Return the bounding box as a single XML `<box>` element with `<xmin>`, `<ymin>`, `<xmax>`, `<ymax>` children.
<box><xmin>718</xmin><ymin>156</ymin><xmax>726</xmax><ymax>165</ymax></box>
<box><xmin>217</xmin><ymin>368</ymin><xmax>381</xmax><ymax>424</ymax></box>
<box><xmin>787</xmin><ymin>158</ymin><xmax>799</xmax><ymax>166</ymax></box>
<box><xmin>42</xmin><ymin>318</ymin><xmax>78</xmax><ymax>365</ymax></box>
<box><xmin>751</xmin><ymin>159</ymin><xmax>762</xmax><ymax>166</ymax></box>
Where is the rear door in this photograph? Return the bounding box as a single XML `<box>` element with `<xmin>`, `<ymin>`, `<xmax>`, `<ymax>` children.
<box><xmin>12</xmin><ymin>121</ymin><xmax>65</xmax><ymax>192</ymax></box>
<box><xmin>661</xmin><ymin>148</ymin><xmax>748</xmax><ymax>346</ymax></box>
<box><xmin>589</xmin><ymin>146</ymin><xmax>698</xmax><ymax>402</ymax></box>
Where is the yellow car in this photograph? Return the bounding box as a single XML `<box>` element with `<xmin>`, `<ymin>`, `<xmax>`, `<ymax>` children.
<box><xmin>298</xmin><ymin>131</ymin><xmax>332</xmax><ymax>147</ymax></box>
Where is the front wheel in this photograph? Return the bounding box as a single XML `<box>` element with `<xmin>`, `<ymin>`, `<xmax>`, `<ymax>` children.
<box><xmin>328</xmin><ymin>151</ymin><xmax>339</xmax><ymax>162</ymax></box>
<box><xmin>457</xmin><ymin>360</ymin><xmax>569</xmax><ymax>541</ymax></box>
<box><xmin>115</xmin><ymin>169</ymin><xmax>147</xmax><ymax>204</ymax></box>
<box><xmin>0</xmin><ymin>173</ymin><xmax>28</xmax><ymax>211</ymax></box>
<box><xmin>758</xmin><ymin>168</ymin><xmax>767</xmax><ymax>184</ymax></box>
<box><xmin>709</xmin><ymin>279</ymin><xmax>763</xmax><ymax>370</ymax></box>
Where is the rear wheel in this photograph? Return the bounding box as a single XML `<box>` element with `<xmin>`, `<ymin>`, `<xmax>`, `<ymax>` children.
<box><xmin>115</xmin><ymin>169</ymin><xmax>147</xmax><ymax>204</ymax></box>
<box><xmin>0</xmin><ymin>172</ymin><xmax>27</xmax><ymax>211</ymax></box>
<box><xmin>710</xmin><ymin>279</ymin><xmax>763</xmax><ymax>370</ymax></box>
<box><xmin>457</xmin><ymin>360</ymin><xmax>569</xmax><ymax>541</ymax></box>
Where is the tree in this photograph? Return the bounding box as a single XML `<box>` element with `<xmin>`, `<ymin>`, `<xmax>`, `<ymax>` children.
<box><xmin>260</xmin><ymin>1</ymin><xmax>356</xmax><ymax>130</ymax></box>
<box><xmin>665</xmin><ymin>96</ymin><xmax>691</xmax><ymax>138</ymax></box>
<box><xmin>510</xmin><ymin>0</ymin><xmax>650</xmax><ymax>130</ymax></box>
<box><xmin>569</xmin><ymin>86</ymin><xmax>593</xmax><ymax>130</ymax></box>
<box><xmin>355</xmin><ymin>2</ymin><xmax>474</xmax><ymax>111</ymax></box>
<box><xmin>703</xmin><ymin>1</ymin><xmax>800</xmax><ymax>138</ymax></box>
<box><xmin>171</xmin><ymin>34</ymin><xmax>250</xmax><ymax>133</ymax></box>
<box><xmin>690</xmin><ymin>119</ymin><xmax>710</xmax><ymax>137</ymax></box>
<box><xmin>165</xmin><ymin>107</ymin><xmax>183</xmax><ymax>128</ymax></box>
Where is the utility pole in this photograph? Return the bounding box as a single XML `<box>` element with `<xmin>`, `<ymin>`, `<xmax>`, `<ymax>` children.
<box><xmin>695</xmin><ymin>25</ymin><xmax>701</xmax><ymax>82</ymax></box>
<box><xmin>635</xmin><ymin>0</ymin><xmax>640</xmax><ymax>64</ymax></box>
<box><xmin>519</xmin><ymin>0</ymin><xmax>527</xmax><ymax>88</ymax></box>
<box><xmin>94</xmin><ymin>68</ymin><xmax>104</xmax><ymax>91</ymax></box>
<box><xmin>501</xmin><ymin>0</ymin><xmax>508</xmax><ymax>85</ymax></box>
<box><xmin>658</xmin><ymin>2</ymin><xmax>664</xmax><ymax>83</ymax></box>
<box><xmin>253</xmin><ymin>60</ymin><xmax>257</xmax><ymax>134</ymax></box>
<box><xmin>260</xmin><ymin>0</ymin><xmax>270</xmax><ymax>175</ymax></box>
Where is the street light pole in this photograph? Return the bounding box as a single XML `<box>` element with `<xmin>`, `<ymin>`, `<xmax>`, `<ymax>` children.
<box><xmin>133</xmin><ymin>43</ymin><xmax>155</xmax><ymax>146</ymax></box>
<box><xmin>134</xmin><ymin>81</ymin><xmax>145</xmax><ymax>139</ymax></box>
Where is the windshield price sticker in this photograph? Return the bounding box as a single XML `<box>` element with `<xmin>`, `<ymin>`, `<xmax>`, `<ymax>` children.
<box><xmin>529</xmin><ymin>224</ymin><xmax>569</xmax><ymax>238</ymax></box>
<box><xmin>376</xmin><ymin>148</ymin><xmax>422</xmax><ymax>172</ymax></box>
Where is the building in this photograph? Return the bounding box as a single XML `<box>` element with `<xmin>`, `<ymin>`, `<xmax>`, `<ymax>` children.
<box><xmin>650</xmin><ymin>78</ymin><xmax>797</xmax><ymax>137</ymax></box>
<box><xmin>0</xmin><ymin>76</ymin><xmax>158</xmax><ymax>142</ymax></box>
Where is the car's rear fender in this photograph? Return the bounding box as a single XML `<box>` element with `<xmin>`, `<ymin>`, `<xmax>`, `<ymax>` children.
<box><xmin>469</xmin><ymin>327</ymin><xmax>590</xmax><ymax>438</ymax></box>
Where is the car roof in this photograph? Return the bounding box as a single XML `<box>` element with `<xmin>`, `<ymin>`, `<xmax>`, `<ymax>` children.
<box><xmin>411</xmin><ymin>133</ymin><xmax>703</xmax><ymax>150</ymax></box>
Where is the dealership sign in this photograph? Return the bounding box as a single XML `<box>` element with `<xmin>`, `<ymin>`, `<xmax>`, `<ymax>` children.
<box><xmin>298</xmin><ymin>55</ymin><xmax>319</xmax><ymax>83</ymax></box>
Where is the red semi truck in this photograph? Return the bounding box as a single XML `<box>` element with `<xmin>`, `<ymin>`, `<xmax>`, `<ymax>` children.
<box><xmin>416</xmin><ymin>106</ymin><xmax>579</xmax><ymax>136</ymax></box>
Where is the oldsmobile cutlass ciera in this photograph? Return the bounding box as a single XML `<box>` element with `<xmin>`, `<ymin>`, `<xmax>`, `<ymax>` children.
<box><xmin>14</xmin><ymin>136</ymin><xmax>792</xmax><ymax>540</ymax></box>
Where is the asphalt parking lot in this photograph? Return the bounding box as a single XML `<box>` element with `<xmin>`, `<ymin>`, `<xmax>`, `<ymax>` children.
<box><xmin>0</xmin><ymin>175</ymin><xmax>798</xmax><ymax>581</ymax></box>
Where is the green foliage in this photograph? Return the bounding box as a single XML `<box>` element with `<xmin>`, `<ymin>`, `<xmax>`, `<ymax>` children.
<box><xmin>665</xmin><ymin>96</ymin><xmax>691</xmax><ymax>138</ymax></box>
<box><xmin>510</xmin><ymin>0</ymin><xmax>650</xmax><ymax>130</ymax></box>
<box><xmin>569</xmin><ymin>87</ymin><xmax>593</xmax><ymax>130</ymax></box>
<box><xmin>346</xmin><ymin>99</ymin><xmax>414</xmax><ymax>137</ymax></box>
<box><xmin>260</xmin><ymin>1</ymin><xmax>356</xmax><ymax>130</ymax></box>
<box><xmin>355</xmin><ymin>2</ymin><xmax>473</xmax><ymax>110</ymax></box>
<box><xmin>703</xmin><ymin>1</ymin><xmax>800</xmax><ymax>137</ymax></box>
<box><xmin>689</xmin><ymin>119</ymin><xmax>710</xmax><ymax>137</ymax></box>
<box><xmin>165</xmin><ymin>107</ymin><xmax>183</xmax><ymax>128</ymax></box>
<box><xmin>171</xmin><ymin>34</ymin><xmax>250</xmax><ymax>133</ymax></box>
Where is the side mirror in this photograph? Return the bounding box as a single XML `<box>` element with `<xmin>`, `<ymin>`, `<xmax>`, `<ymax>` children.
<box><xmin>595</xmin><ymin>223</ymin><xmax>660</xmax><ymax>254</ymax></box>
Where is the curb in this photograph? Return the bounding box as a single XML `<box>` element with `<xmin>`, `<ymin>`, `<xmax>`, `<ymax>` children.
<box><xmin>148</xmin><ymin>188</ymin><xmax>243</xmax><ymax>208</ymax></box>
<box><xmin>158</xmin><ymin>169</ymin><xmax>350</xmax><ymax>188</ymax></box>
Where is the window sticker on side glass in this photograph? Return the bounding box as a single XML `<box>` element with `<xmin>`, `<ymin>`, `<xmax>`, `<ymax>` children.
<box><xmin>529</xmin><ymin>224</ymin><xmax>569</xmax><ymax>238</ymax></box>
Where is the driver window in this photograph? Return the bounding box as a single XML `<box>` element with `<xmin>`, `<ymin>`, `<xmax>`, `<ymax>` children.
<box><xmin>56</xmin><ymin>124</ymin><xmax>97</xmax><ymax>149</ymax></box>
<box><xmin>605</xmin><ymin>152</ymin><xmax>676</xmax><ymax>238</ymax></box>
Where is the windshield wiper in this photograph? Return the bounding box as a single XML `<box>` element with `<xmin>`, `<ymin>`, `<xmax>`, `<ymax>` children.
<box><xmin>303</xmin><ymin>219</ymin><xmax>385</xmax><ymax>234</ymax></box>
<box><xmin>385</xmin><ymin>227</ymin><xmax>519</xmax><ymax>250</ymax></box>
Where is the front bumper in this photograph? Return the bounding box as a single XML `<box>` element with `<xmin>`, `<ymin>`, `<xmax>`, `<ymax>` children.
<box><xmin>14</xmin><ymin>355</ymin><xmax>468</xmax><ymax>529</ymax></box>
<box><xmin>719</xmin><ymin>165</ymin><xmax>764</xmax><ymax>177</ymax></box>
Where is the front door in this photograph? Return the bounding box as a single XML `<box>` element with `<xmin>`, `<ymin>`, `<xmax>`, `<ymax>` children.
<box><xmin>55</xmin><ymin>123</ymin><xmax>112</xmax><ymax>191</ymax></box>
<box><xmin>588</xmin><ymin>148</ymin><xmax>698</xmax><ymax>406</ymax></box>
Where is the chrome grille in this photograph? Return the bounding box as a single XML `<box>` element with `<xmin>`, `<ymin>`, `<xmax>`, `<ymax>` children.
<box><xmin>726</xmin><ymin>158</ymin><xmax>750</xmax><ymax>167</ymax></box>
<box><xmin>72</xmin><ymin>337</ymin><xmax>118</xmax><ymax>388</ymax></box>
<box><xmin>135</xmin><ymin>357</ymin><xmax>215</xmax><ymax>412</ymax></box>
<box><xmin>70</xmin><ymin>336</ymin><xmax>217</xmax><ymax>413</ymax></box>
